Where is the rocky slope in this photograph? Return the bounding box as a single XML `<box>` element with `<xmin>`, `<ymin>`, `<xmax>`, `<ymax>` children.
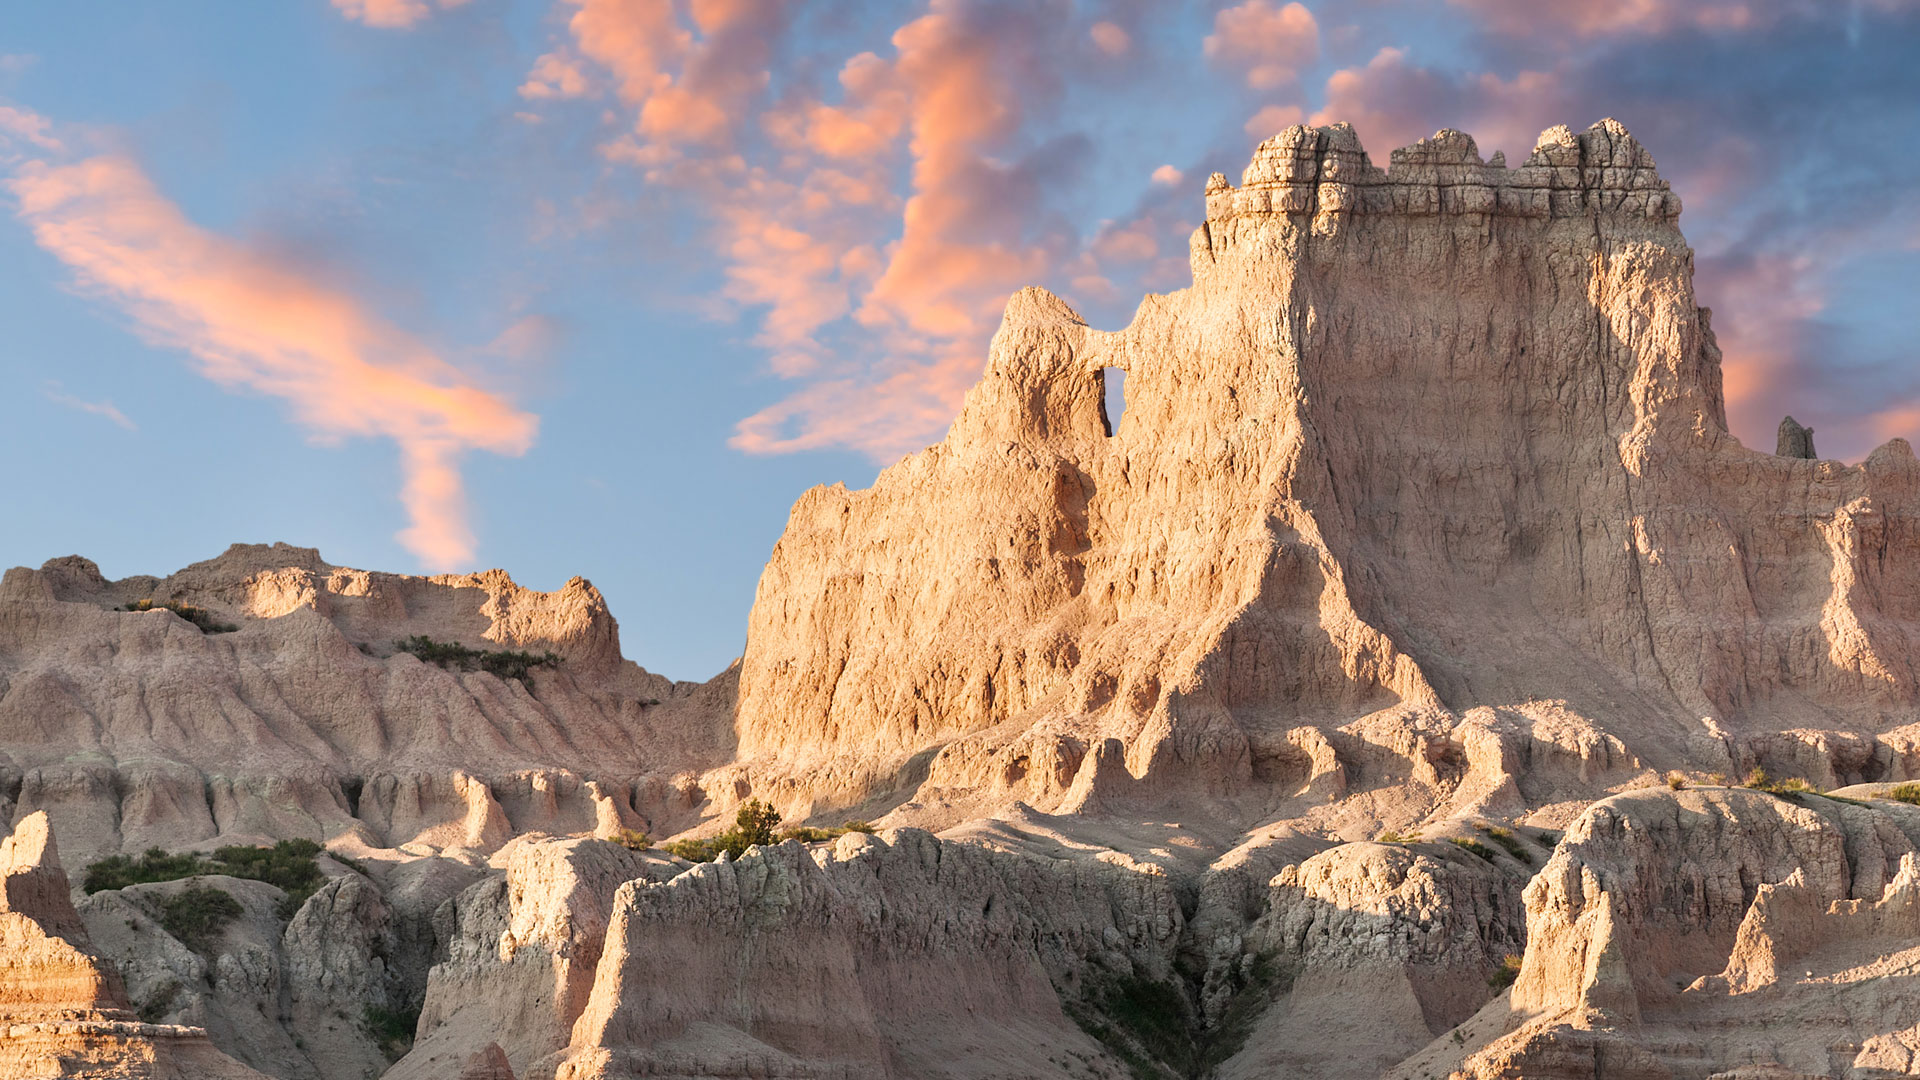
<box><xmin>4</xmin><ymin>118</ymin><xmax>1919</xmax><ymax>1080</ymax></box>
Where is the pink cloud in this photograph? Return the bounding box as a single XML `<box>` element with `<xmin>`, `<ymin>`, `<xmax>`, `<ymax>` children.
<box><xmin>331</xmin><ymin>0</ymin><xmax>471</xmax><ymax>30</ymax></box>
<box><xmin>1446</xmin><ymin>0</ymin><xmax>1920</xmax><ymax>38</ymax></box>
<box><xmin>1205</xmin><ymin>1</ymin><xmax>1320</xmax><ymax>90</ymax></box>
<box><xmin>1090</xmin><ymin>21</ymin><xmax>1131</xmax><ymax>56</ymax></box>
<box><xmin>1</xmin><ymin>113</ymin><xmax>536</xmax><ymax>568</ymax></box>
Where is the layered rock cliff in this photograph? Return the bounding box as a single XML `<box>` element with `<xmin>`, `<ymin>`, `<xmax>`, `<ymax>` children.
<box><xmin>734</xmin><ymin>120</ymin><xmax>1920</xmax><ymax>834</ymax></box>
<box><xmin>4</xmin><ymin>118</ymin><xmax>1920</xmax><ymax>1080</ymax></box>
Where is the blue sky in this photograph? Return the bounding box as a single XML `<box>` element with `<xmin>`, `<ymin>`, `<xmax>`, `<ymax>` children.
<box><xmin>3</xmin><ymin>0</ymin><xmax>1917</xmax><ymax>680</ymax></box>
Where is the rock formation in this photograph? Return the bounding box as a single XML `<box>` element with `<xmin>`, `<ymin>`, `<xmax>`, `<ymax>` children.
<box><xmin>0</xmin><ymin>813</ymin><xmax>273</xmax><ymax>1079</ymax></box>
<box><xmin>4</xmin><ymin>118</ymin><xmax>1920</xmax><ymax>1080</ymax></box>
<box><xmin>1778</xmin><ymin>415</ymin><xmax>1819</xmax><ymax>459</ymax></box>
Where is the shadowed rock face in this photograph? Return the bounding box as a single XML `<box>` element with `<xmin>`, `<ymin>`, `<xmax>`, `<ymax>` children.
<box><xmin>1778</xmin><ymin>415</ymin><xmax>1819</xmax><ymax>459</ymax></box>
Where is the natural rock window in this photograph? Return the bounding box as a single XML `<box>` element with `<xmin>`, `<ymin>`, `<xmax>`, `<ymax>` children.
<box><xmin>1102</xmin><ymin>367</ymin><xmax>1126</xmax><ymax>436</ymax></box>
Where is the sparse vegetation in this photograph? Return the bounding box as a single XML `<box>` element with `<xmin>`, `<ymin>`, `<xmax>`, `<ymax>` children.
<box><xmin>1376</xmin><ymin>829</ymin><xmax>1419</xmax><ymax>843</ymax></box>
<box><xmin>121</xmin><ymin>598</ymin><xmax>237</xmax><ymax>634</ymax></box>
<box><xmin>607</xmin><ymin>828</ymin><xmax>651</xmax><ymax>851</ymax></box>
<box><xmin>1742</xmin><ymin>768</ymin><xmax>1817</xmax><ymax>797</ymax></box>
<box><xmin>1887</xmin><ymin>783</ymin><xmax>1920</xmax><ymax>807</ymax></box>
<box><xmin>1666</xmin><ymin>771</ymin><xmax>1688</xmax><ymax>790</ymax></box>
<box><xmin>1067</xmin><ymin>975</ymin><xmax>1198</xmax><ymax>1080</ymax></box>
<box><xmin>363</xmin><ymin>1003</ymin><xmax>420</xmax><ymax>1060</ymax></box>
<box><xmin>84</xmin><ymin>839</ymin><xmax>329</xmax><ymax>920</ymax></box>
<box><xmin>158</xmin><ymin>883</ymin><xmax>243</xmax><ymax>953</ymax></box>
<box><xmin>137</xmin><ymin>979</ymin><xmax>182</xmax><ymax>1023</ymax></box>
<box><xmin>777</xmin><ymin>820</ymin><xmax>880</xmax><ymax>844</ymax></box>
<box><xmin>392</xmin><ymin>635</ymin><xmax>559</xmax><ymax>687</ymax></box>
<box><xmin>1449</xmin><ymin>837</ymin><xmax>1499</xmax><ymax>863</ymax></box>
<box><xmin>1483</xmin><ymin>827</ymin><xmax>1533</xmax><ymax>865</ymax></box>
<box><xmin>1488</xmin><ymin>952</ymin><xmax>1524</xmax><ymax>990</ymax></box>
<box><xmin>662</xmin><ymin>799</ymin><xmax>783</xmax><ymax>863</ymax></box>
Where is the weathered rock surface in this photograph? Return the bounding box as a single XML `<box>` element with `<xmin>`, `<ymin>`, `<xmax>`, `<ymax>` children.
<box><xmin>552</xmin><ymin>829</ymin><xmax>1183</xmax><ymax>1080</ymax></box>
<box><xmin>0</xmin><ymin>813</ymin><xmax>273</xmax><ymax>1079</ymax></box>
<box><xmin>6</xmin><ymin>118</ymin><xmax>1920</xmax><ymax>1080</ymax></box>
<box><xmin>0</xmin><ymin>543</ymin><xmax>736</xmax><ymax>866</ymax></box>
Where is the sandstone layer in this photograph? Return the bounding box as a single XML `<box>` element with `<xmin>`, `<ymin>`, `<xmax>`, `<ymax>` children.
<box><xmin>3</xmin><ymin>118</ymin><xmax>1919</xmax><ymax>1080</ymax></box>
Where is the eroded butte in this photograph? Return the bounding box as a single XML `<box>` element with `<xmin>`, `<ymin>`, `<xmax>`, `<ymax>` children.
<box><xmin>3</xmin><ymin>120</ymin><xmax>1917</xmax><ymax>1080</ymax></box>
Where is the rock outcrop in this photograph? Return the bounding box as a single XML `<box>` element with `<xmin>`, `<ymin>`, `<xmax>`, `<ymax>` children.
<box><xmin>0</xmin><ymin>813</ymin><xmax>273</xmax><ymax>1079</ymax></box>
<box><xmin>733</xmin><ymin>119</ymin><xmax>1920</xmax><ymax>840</ymax></box>
<box><xmin>5</xmin><ymin>117</ymin><xmax>1920</xmax><ymax>1080</ymax></box>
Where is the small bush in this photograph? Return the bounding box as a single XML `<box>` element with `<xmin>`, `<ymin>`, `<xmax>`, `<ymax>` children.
<box><xmin>1450</xmin><ymin>837</ymin><xmax>1498</xmax><ymax>863</ymax></box>
<box><xmin>1488</xmin><ymin>952</ymin><xmax>1524</xmax><ymax>990</ymax></box>
<box><xmin>159</xmin><ymin>883</ymin><xmax>242</xmax><ymax>953</ymax></box>
<box><xmin>363</xmin><ymin>1004</ymin><xmax>420</xmax><ymax>1061</ymax></box>
<box><xmin>1483</xmin><ymin>827</ymin><xmax>1533</xmax><ymax>865</ymax></box>
<box><xmin>1887</xmin><ymin>783</ymin><xmax>1920</xmax><ymax>807</ymax></box>
<box><xmin>1743</xmin><ymin>768</ymin><xmax>1817</xmax><ymax>797</ymax></box>
<box><xmin>1666</xmin><ymin>771</ymin><xmax>1688</xmax><ymax>790</ymax></box>
<box><xmin>607</xmin><ymin>828</ymin><xmax>651</xmax><ymax>851</ymax></box>
<box><xmin>663</xmin><ymin>799</ymin><xmax>784</xmax><ymax>863</ymax></box>
<box><xmin>392</xmin><ymin>635</ymin><xmax>558</xmax><ymax>687</ymax></box>
<box><xmin>841</xmin><ymin>819</ymin><xmax>877</xmax><ymax>834</ymax></box>
<box><xmin>137</xmin><ymin>979</ymin><xmax>182</xmax><ymax>1023</ymax></box>
<box><xmin>1376</xmin><ymin>829</ymin><xmax>1418</xmax><ymax>844</ymax></box>
<box><xmin>122</xmin><ymin>599</ymin><xmax>237</xmax><ymax>634</ymax></box>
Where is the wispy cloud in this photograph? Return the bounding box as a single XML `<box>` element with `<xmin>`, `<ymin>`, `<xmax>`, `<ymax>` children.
<box><xmin>331</xmin><ymin>0</ymin><xmax>471</xmax><ymax>30</ymax></box>
<box><xmin>42</xmin><ymin>381</ymin><xmax>135</xmax><ymax>431</ymax></box>
<box><xmin>0</xmin><ymin>107</ymin><xmax>537</xmax><ymax>568</ymax></box>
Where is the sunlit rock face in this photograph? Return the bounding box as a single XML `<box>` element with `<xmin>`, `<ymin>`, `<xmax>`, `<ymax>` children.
<box><xmin>735</xmin><ymin>119</ymin><xmax>1920</xmax><ymax>829</ymax></box>
<box><xmin>6</xmin><ymin>119</ymin><xmax>1920</xmax><ymax>1080</ymax></box>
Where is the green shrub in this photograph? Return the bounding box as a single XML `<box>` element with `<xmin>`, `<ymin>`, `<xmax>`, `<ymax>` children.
<box><xmin>1488</xmin><ymin>952</ymin><xmax>1524</xmax><ymax>990</ymax></box>
<box><xmin>1743</xmin><ymin>768</ymin><xmax>1817</xmax><ymax>797</ymax></box>
<box><xmin>392</xmin><ymin>635</ymin><xmax>559</xmax><ymax>687</ymax></box>
<box><xmin>1066</xmin><ymin>975</ymin><xmax>1198</xmax><ymax>1080</ymax></box>
<box><xmin>363</xmin><ymin>1004</ymin><xmax>420</xmax><ymax>1060</ymax></box>
<box><xmin>1450</xmin><ymin>837</ymin><xmax>1499</xmax><ymax>863</ymax></box>
<box><xmin>663</xmin><ymin>799</ymin><xmax>784</xmax><ymax>863</ymax></box>
<box><xmin>159</xmin><ymin>883</ymin><xmax>242</xmax><ymax>953</ymax></box>
<box><xmin>84</xmin><ymin>840</ymin><xmax>329</xmax><ymax>917</ymax></box>
<box><xmin>1666</xmin><ymin>771</ymin><xmax>1688</xmax><ymax>790</ymax></box>
<box><xmin>841</xmin><ymin>819</ymin><xmax>877</xmax><ymax>834</ymax></box>
<box><xmin>1376</xmin><ymin>829</ymin><xmax>1418</xmax><ymax>844</ymax></box>
<box><xmin>607</xmin><ymin>828</ymin><xmax>651</xmax><ymax>851</ymax></box>
<box><xmin>1885</xmin><ymin>783</ymin><xmax>1920</xmax><ymax>806</ymax></box>
<box><xmin>122</xmin><ymin>599</ymin><xmax>237</xmax><ymax>634</ymax></box>
<box><xmin>137</xmin><ymin>979</ymin><xmax>182</xmax><ymax>1023</ymax></box>
<box><xmin>1483</xmin><ymin>827</ymin><xmax>1534</xmax><ymax>865</ymax></box>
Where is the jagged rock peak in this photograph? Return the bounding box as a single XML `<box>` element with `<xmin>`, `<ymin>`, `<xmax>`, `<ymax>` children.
<box><xmin>1210</xmin><ymin>117</ymin><xmax>1677</xmax><ymax>223</ymax></box>
<box><xmin>1777</xmin><ymin>414</ymin><xmax>1818</xmax><ymax>459</ymax></box>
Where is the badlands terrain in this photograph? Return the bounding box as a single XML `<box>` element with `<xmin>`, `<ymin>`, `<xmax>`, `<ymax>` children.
<box><xmin>4</xmin><ymin>119</ymin><xmax>1920</xmax><ymax>1080</ymax></box>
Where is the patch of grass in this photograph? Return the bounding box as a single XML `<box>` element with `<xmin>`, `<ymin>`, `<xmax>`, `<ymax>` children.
<box><xmin>1450</xmin><ymin>837</ymin><xmax>1499</xmax><ymax>863</ymax></box>
<box><xmin>137</xmin><ymin>979</ymin><xmax>182</xmax><ymax>1023</ymax></box>
<box><xmin>777</xmin><ymin>819</ymin><xmax>880</xmax><ymax>844</ymax></box>
<box><xmin>1197</xmin><ymin>953</ymin><xmax>1282</xmax><ymax>1074</ymax></box>
<box><xmin>392</xmin><ymin>635</ymin><xmax>559</xmax><ymax>687</ymax></box>
<box><xmin>1482</xmin><ymin>827</ymin><xmax>1533</xmax><ymax>865</ymax></box>
<box><xmin>1743</xmin><ymin>768</ymin><xmax>1817</xmax><ymax>797</ymax></box>
<box><xmin>121</xmin><ymin>599</ymin><xmax>237</xmax><ymax>634</ymax></box>
<box><xmin>158</xmin><ymin>883</ymin><xmax>242</xmax><ymax>954</ymax></box>
<box><xmin>663</xmin><ymin>799</ymin><xmax>783</xmax><ymax>863</ymax></box>
<box><xmin>1886</xmin><ymin>783</ymin><xmax>1920</xmax><ymax>807</ymax></box>
<box><xmin>1666</xmin><ymin>771</ymin><xmax>1688</xmax><ymax>790</ymax></box>
<box><xmin>363</xmin><ymin>1004</ymin><xmax>420</xmax><ymax>1061</ymax></box>
<box><xmin>1066</xmin><ymin>975</ymin><xmax>1197</xmax><ymax>1080</ymax></box>
<box><xmin>85</xmin><ymin>839</ymin><xmax>329</xmax><ymax>919</ymax></box>
<box><xmin>607</xmin><ymin>828</ymin><xmax>651</xmax><ymax>851</ymax></box>
<box><xmin>1487</xmin><ymin>952</ymin><xmax>1524</xmax><ymax>991</ymax></box>
<box><xmin>1376</xmin><ymin>829</ymin><xmax>1419</xmax><ymax>844</ymax></box>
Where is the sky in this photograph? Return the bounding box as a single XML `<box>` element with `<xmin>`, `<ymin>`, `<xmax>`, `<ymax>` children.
<box><xmin>2</xmin><ymin>1</ymin><xmax>1917</xmax><ymax>682</ymax></box>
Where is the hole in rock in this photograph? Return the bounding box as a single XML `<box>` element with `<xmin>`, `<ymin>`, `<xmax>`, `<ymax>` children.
<box><xmin>1101</xmin><ymin>367</ymin><xmax>1126</xmax><ymax>436</ymax></box>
